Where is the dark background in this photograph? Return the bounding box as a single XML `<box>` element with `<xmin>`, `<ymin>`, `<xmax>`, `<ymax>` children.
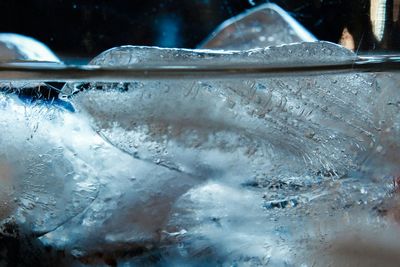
<box><xmin>0</xmin><ymin>0</ymin><xmax>391</xmax><ymax>60</ymax></box>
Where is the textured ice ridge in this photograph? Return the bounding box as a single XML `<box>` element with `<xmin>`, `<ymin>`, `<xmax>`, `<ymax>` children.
<box><xmin>82</xmin><ymin>41</ymin><xmax>354</xmax><ymax>67</ymax></box>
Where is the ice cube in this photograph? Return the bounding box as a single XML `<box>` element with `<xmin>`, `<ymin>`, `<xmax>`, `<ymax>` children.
<box><xmin>84</xmin><ymin>41</ymin><xmax>348</xmax><ymax>68</ymax></box>
<box><xmin>3</xmin><ymin>41</ymin><xmax>398</xmax><ymax>265</ymax></box>
<box><xmin>62</xmin><ymin>41</ymin><xmax>377</xmax><ymax>182</ymax></box>
<box><xmin>0</xmin><ymin>93</ymin><xmax>98</xmax><ymax>234</ymax></box>
<box><xmin>0</xmin><ymin>33</ymin><xmax>63</xmax><ymax>104</ymax></box>
<box><xmin>0</xmin><ymin>33</ymin><xmax>60</xmax><ymax>62</ymax></box>
<box><xmin>199</xmin><ymin>3</ymin><xmax>317</xmax><ymax>50</ymax></box>
<box><xmin>0</xmin><ymin>89</ymin><xmax>203</xmax><ymax>259</ymax></box>
<box><xmin>55</xmin><ymin>42</ymin><xmax>400</xmax><ymax>264</ymax></box>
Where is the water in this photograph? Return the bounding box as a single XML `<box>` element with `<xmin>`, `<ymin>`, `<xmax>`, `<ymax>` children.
<box><xmin>2</xmin><ymin>4</ymin><xmax>400</xmax><ymax>265</ymax></box>
<box><xmin>1</xmin><ymin>40</ymin><xmax>400</xmax><ymax>266</ymax></box>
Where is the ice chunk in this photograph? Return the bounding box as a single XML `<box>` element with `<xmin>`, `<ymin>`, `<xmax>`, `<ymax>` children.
<box><xmin>0</xmin><ymin>33</ymin><xmax>62</xmax><ymax>103</ymax></box>
<box><xmin>0</xmin><ymin>33</ymin><xmax>60</xmax><ymax>62</ymax></box>
<box><xmin>3</xmin><ymin>42</ymin><xmax>399</xmax><ymax>265</ymax></box>
<box><xmin>0</xmin><ymin>33</ymin><xmax>63</xmax><ymax>116</ymax></box>
<box><xmin>0</xmin><ymin>94</ymin><xmax>98</xmax><ymax>234</ymax></box>
<box><xmin>84</xmin><ymin>41</ymin><xmax>351</xmax><ymax>68</ymax></box>
<box><xmin>53</xmin><ymin>42</ymin><xmax>400</xmax><ymax>264</ymax></box>
<box><xmin>62</xmin><ymin>41</ymin><xmax>377</xmax><ymax>182</ymax></box>
<box><xmin>55</xmin><ymin>42</ymin><xmax>400</xmax><ymax>264</ymax></box>
<box><xmin>0</xmin><ymin>90</ymin><xmax>203</xmax><ymax>260</ymax></box>
<box><xmin>199</xmin><ymin>3</ymin><xmax>317</xmax><ymax>50</ymax></box>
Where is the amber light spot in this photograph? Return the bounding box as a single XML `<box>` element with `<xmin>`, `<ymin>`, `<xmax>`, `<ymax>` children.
<box><xmin>339</xmin><ymin>27</ymin><xmax>355</xmax><ymax>51</ymax></box>
<box><xmin>370</xmin><ymin>0</ymin><xmax>387</xmax><ymax>42</ymax></box>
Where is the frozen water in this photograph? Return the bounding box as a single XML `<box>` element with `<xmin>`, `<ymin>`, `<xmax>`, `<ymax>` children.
<box><xmin>36</xmin><ymin>42</ymin><xmax>398</xmax><ymax>265</ymax></box>
<box><xmin>62</xmin><ymin>42</ymin><xmax>373</xmax><ymax>180</ymax></box>
<box><xmin>85</xmin><ymin>41</ymin><xmax>352</xmax><ymax>67</ymax></box>
<box><xmin>0</xmin><ymin>33</ymin><xmax>60</xmax><ymax>63</ymax></box>
<box><xmin>199</xmin><ymin>3</ymin><xmax>317</xmax><ymax>50</ymax></box>
<box><xmin>0</xmin><ymin>92</ymin><xmax>201</xmax><ymax>256</ymax></box>
<box><xmin>0</xmin><ymin>93</ymin><xmax>99</xmax><ymax>233</ymax></box>
<box><xmin>0</xmin><ymin>34</ymin><xmax>65</xmax><ymax>234</ymax></box>
<box><xmin>0</xmin><ymin>33</ymin><xmax>62</xmax><ymax>105</ymax></box>
<box><xmin>2</xmin><ymin>41</ymin><xmax>400</xmax><ymax>266</ymax></box>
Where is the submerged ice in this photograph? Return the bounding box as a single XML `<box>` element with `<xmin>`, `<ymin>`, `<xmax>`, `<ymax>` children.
<box><xmin>1</xmin><ymin>41</ymin><xmax>400</xmax><ymax>266</ymax></box>
<box><xmin>62</xmin><ymin>41</ymin><xmax>379</xmax><ymax>180</ymax></box>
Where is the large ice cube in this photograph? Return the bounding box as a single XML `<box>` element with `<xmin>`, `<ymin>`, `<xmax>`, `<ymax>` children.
<box><xmin>53</xmin><ymin>42</ymin><xmax>400</xmax><ymax>264</ymax></box>
<box><xmin>0</xmin><ymin>91</ymin><xmax>205</xmax><ymax>264</ymax></box>
<box><xmin>2</xmin><ymin>41</ymin><xmax>399</xmax><ymax>265</ymax></box>
<box><xmin>199</xmin><ymin>3</ymin><xmax>317</xmax><ymax>50</ymax></box>
<box><xmin>62</xmin><ymin>41</ymin><xmax>379</xmax><ymax>181</ymax></box>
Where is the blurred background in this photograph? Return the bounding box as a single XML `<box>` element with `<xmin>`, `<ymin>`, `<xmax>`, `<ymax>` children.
<box><xmin>0</xmin><ymin>0</ymin><xmax>398</xmax><ymax>61</ymax></box>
